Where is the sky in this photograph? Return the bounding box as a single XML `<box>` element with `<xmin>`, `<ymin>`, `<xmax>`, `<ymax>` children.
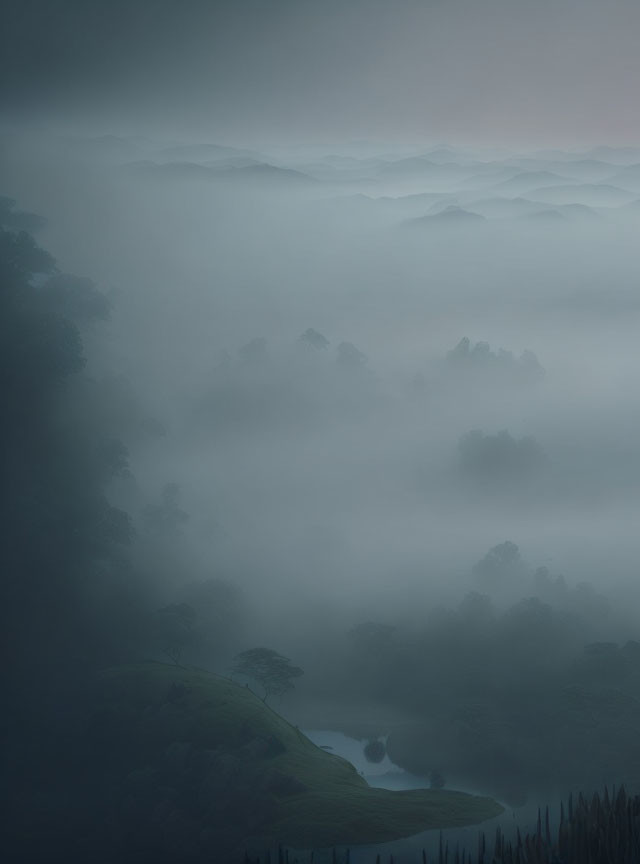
<box><xmin>2</xmin><ymin>0</ymin><xmax>640</xmax><ymax>147</ymax></box>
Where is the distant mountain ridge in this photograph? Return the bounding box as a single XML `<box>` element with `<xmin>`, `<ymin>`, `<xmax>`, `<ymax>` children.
<box><xmin>124</xmin><ymin>160</ymin><xmax>316</xmax><ymax>184</ymax></box>
<box><xmin>406</xmin><ymin>205</ymin><xmax>485</xmax><ymax>225</ymax></box>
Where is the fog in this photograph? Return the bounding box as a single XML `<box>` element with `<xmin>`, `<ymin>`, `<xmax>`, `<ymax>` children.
<box><xmin>4</xmin><ymin>2</ymin><xmax>640</xmax><ymax>861</ymax></box>
<box><xmin>5</xmin><ymin>130</ymin><xmax>640</xmax><ymax>604</ymax></box>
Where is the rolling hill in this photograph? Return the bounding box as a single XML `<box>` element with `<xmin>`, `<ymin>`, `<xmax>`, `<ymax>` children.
<box><xmin>85</xmin><ymin>663</ymin><xmax>502</xmax><ymax>859</ymax></box>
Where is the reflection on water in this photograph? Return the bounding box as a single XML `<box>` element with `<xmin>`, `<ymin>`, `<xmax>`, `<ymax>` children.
<box><xmin>301</xmin><ymin>729</ymin><xmax>548</xmax><ymax>863</ymax></box>
<box><xmin>304</xmin><ymin>729</ymin><xmax>416</xmax><ymax>788</ymax></box>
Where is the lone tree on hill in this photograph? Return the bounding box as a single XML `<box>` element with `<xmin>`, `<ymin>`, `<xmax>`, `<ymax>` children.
<box><xmin>232</xmin><ymin>647</ymin><xmax>303</xmax><ymax>703</ymax></box>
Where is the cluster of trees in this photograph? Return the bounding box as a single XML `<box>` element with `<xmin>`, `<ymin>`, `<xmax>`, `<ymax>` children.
<box><xmin>458</xmin><ymin>430</ymin><xmax>547</xmax><ymax>488</ymax></box>
<box><xmin>0</xmin><ymin>201</ymin><xmax>152</xmax><ymax>861</ymax></box>
<box><xmin>0</xmin><ymin>207</ymin><xmax>137</xmax><ymax>701</ymax></box>
<box><xmin>230</xmin><ymin>328</ymin><xmax>370</xmax><ymax>371</ymax></box>
<box><xmin>446</xmin><ymin>336</ymin><xmax>544</xmax><ymax>382</ymax></box>
<box><xmin>306</xmin><ymin>543</ymin><xmax>634</xmax><ymax>804</ymax></box>
<box><xmin>198</xmin><ymin>326</ymin><xmax>375</xmax><ymax>437</ymax></box>
<box><xmin>0</xmin><ymin>199</ymin><xmax>300</xmax><ymax>696</ymax></box>
<box><xmin>0</xmin><ymin>201</ymin><xmax>284</xmax><ymax>862</ymax></box>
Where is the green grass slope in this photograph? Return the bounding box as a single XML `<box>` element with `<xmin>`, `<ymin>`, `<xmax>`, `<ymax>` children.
<box><xmin>90</xmin><ymin>663</ymin><xmax>502</xmax><ymax>857</ymax></box>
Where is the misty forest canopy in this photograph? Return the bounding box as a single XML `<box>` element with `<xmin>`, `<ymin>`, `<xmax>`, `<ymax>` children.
<box><xmin>4</xmin><ymin>126</ymin><xmax>640</xmax><ymax>862</ymax></box>
<box><xmin>3</xmin><ymin>191</ymin><xmax>640</xmax><ymax>853</ymax></box>
<box><xmin>446</xmin><ymin>336</ymin><xmax>544</xmax><ymax>382</ymax></box>
<box><xmin>0</xmin><ymin>213</ymin><xmax>133</xmax><ymax>685</ymax></box>
<box><xmin>0</xmin><ymin>200</ymin><xmax>315</xmax><ymax>861</ymax></box>
<box><xmin>6</xmin><ymin>0</ymin><xmax>640</xmax><ymax>859</ymax></box>
<box><xmin>0</xmin><ymin>202</ymin><xmax>249</xmax><ymax>689</ymax></box>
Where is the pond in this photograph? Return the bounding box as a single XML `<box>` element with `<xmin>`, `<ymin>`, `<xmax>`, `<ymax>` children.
<box><xmin>301</xmin><ymin>729</ymin><xmax>552</xmax><ymax>864</ymax></box>
<box><xmin>304</xmin><ymin>729</ymin><xmax>442</xmax><ymax>791</ymax></box>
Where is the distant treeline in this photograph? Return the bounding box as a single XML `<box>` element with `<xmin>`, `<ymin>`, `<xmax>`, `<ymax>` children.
<box><xmin>247</xmin><ymin>785</ymin><xmax>640</xmax><ymax>864</ymax></box>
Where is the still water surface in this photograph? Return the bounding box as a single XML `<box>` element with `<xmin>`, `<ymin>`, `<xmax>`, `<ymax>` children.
<box><xmin>301</xmin><ymin>729</ymin><xmax>549</xmax><ymax>864</ymax></box>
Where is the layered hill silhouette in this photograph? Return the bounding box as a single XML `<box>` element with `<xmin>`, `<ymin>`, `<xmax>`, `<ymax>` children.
<box><xmin>406</xmin><ymin>205</ymin><xmax>485</xmax><ymax>225</ymax></box>
<box><xmin>124</xmin><ymin>160</ymin><xmax>316</xmax><ymax>184</ymax></box>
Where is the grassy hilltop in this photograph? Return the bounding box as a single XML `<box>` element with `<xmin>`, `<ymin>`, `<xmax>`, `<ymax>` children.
<box><xmin>86</xmin><ymin>662</ymin><xmax>502</xmax><ymax>859</ymax></box>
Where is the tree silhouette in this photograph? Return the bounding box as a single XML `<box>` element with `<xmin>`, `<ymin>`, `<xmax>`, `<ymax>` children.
<box><xmin>0</xmin><ymin>205</ymin><xmax>133</xmax><ymax>693</ymax></box>
<box><xmin>232</xmin><ymin>647</ymin><xmax>303</xmax><ymax>702</ymax></box>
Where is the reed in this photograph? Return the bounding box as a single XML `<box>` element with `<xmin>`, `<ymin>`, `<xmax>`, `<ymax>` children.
<box><xmin>248</xmin><ymin>785</ymin><xmax>640</xmax><ymax>864</ymax></box>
